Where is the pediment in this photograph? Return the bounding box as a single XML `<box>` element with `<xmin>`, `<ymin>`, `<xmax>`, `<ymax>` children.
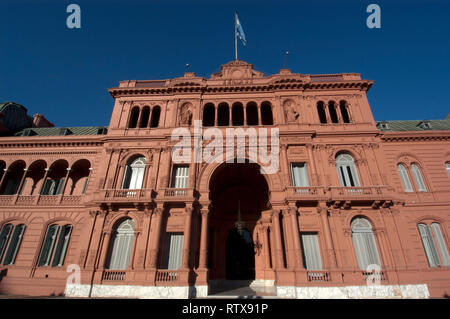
<box><xmin>210</xmin><ymin>60</ymin><xmax>264</xmax><ymax>80</ymax></box>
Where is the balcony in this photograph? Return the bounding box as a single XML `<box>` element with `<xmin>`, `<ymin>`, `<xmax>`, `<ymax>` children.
<box><xmin>306</xmin><ymin>271</ymin><xmax>331</xmax><ymax>282</ymax></box>
<box><xmin>94</xmin><ymin>189</ymin><xmax>155</xmax><ymax>206</ymax></box>
<box><xmin>286</xmin><ymin>186</ymin><xmax>328</xmax><ymax>201</ymax></box>
<box><xmin>155</xmin><ymin>270</ymin><xmax>179</xmax><ymax>283</ymax></box>
<box><xmin>0</xmin><ymin>194</ymin><xmax>84</xmax><ymax>207</ymax></box>
<box><xmin>160</xmin><ymin>188</ymin><xmax>197</xmax><ymax>202</ymax></box>
<box><xmin>329</xmin><ymin>186</ymin><xmax>394</xmax><ymax>207</ymax></box>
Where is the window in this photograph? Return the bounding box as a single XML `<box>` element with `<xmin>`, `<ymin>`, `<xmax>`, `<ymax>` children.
<box><xmin>351</xmin><ymin>218</ymin><xmax>381</xmax><ymax>270</ymax></box>
<box><xmin>150</xmin><ymin>106</ymin><xmax>161</xmax><ymax>128</ymax></box>
<box><xmin>37</xmin><ymin>224</ymin><xmax>72</xmax><ymax>267</ymax></box>
<box><xmin>336</xmin><ymin>154</ymin><xmax>360</xmax><ymax>187</ymax></box>
<box><xmin>128</xmin><ymin>107</ymin><xmax>139</xmax><ymax>128</ymax></box>
<box><xmin>41</xmin><ymin>179</ymin><xmax>64</xmax><ymax>195</ymax></box>
<box><xmin>171</xmin><ymin>165</ymin><xmax>189</xmax><ymax>188</ymax></box>
<box><xmin>397</xmin><ymin>164</ymin><xmax>413</xmax><ymax>192</ymax></box>
<box><xmin>161</xmin><ymin>232</ymin><xmax>184</xmax><ymax>270</ymax></box>
<box><xmin>260</xmin><ymin>102</ymin><xmax>274</xmax><ymax>125</ymax></box>
<box><xmin>410</xmin><ymin>163</ymin><xmax>427</xmax><ymax>192</ymax></box>
<box><xmin>339</xmin><ymin>101</ymin><xmax>351</xmax><ymax>123</ymax></box>
<box><xmin>290</xmin><ymin>163</ymin><xmax>310</xmax><ymax>187</ymax></box>
<box><xmin>328</xmin><ymin>102</ymin><xmax>339</xmax><ymax>123</ymax></box>
<box><xmin>232</xmin><ymin>103</ymin><xmax>244</xmax><ymax>126</ymax></box>
<box><xmin>217</xmin><ymin>103</ymin><xmax>230</xmax><ymax>126</ymax></box>
<box><xmin>246</xmin><ymin>102</ymin><xmax>258</xmax><ymax>126</ymax></box>
<box><xmin>445</xmin><ymin>162</ymin><xmax>450</xmax><ymax>177</ymax></box>
<box><xmin>317</xmin><ymin>102</ymin><xmax>327</xmax><ymax>124</ymax></box>
<box><xmin>301</xmin><ymin>233</ymin><xmax>322</xmax><ymax>270</ymax></box>
<box><xmin>0</xmin><ymin>224</ymin><xmax>25</xmax><ymax>265</ymax></box>
<box><xmin>139</xmin><ymin>106</ymin><xmax>150</xmax><ymax>128</ymax></box>
<box><xmin>418</xmin><ymin>223</ymin><xmax>450</xmax><ymax>267</ymax></box>
<box><xmin>122</xmin><ymin>157</ymin><xmax>146</xmax><ymax>190</ymax></box>
<box><xmin>202</xmin><ymin>103</ymin><xmax>215</xmax><ymax>127</ymax></box>
<box><xmin>106</xmin><ymin>219</ymin><xmax>135</xmax><ymax>270</ymax></box>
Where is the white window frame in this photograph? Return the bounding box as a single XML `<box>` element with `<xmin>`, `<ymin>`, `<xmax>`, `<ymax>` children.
<box><xmin>351</xmin><ymin>218</ymin><xmax>381</xmax><ymax>270</ymax></box>
<box><xmin>290</xmin><ymin>163</ymin><xmax>310</xmax><ymax>187</ymax></box>
<box><xmin>336</xmin><ymin>154</ymin><xmax>360</xmax><ymax>187</ymax></box>
<box><xmin>122</xmin><ymin>157</ymin><xmax>146</xmax><ymax>190</ymax></box>
<box><xmin>397</xmin><ymin>164</ymin><xmax>413</xmax><ymax>192</ymax></box>
<box><xmin>301</xmin><ymin>233</ymin><xmax>322</xmax><ymax>270</ymax></box>
<box><xmin>171</xmin><ymin>165</ymin><xmax>189</xmax><ymax>189</ymax></box>
<box><xmin>410</xmin><ymin>163</ymin><xmax>427</xmax><ymax>192</ymax></box>
<box><xmin>107</xmin><ymin>219</ymin><xmax>135</xmax><ymax>270</ymax></box>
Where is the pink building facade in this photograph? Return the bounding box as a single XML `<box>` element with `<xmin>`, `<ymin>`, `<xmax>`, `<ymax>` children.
<box><xmin>0</xmin><ymin>60</ymin><xmax>449</xmax><ymax>298</ymax></box>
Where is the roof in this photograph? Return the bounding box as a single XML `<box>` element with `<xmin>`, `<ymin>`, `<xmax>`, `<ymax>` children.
<box><xmin>13</xmin><ymin>126</ymin><xmax>108</xmax><ymax>137</ymax></box>
<box><xmin>376</xmin><ymin>118</ymin><xmax>450</xmax><ymax>132</ymax></box>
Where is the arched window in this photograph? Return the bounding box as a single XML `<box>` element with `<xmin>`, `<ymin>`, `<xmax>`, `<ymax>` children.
<box><xmin>37</xmin><ymin>224</ymin><xmax>72</xmax><ymax>267</ymax></box>
<box><xmin>260</xmin><ymin>101</ymin><xmax>273</xmax><ymax>125</ymax></box>
<box><xmin>150</xmin><ymin>106</ymin><xmax>161</xmax><ymax>128</ymax></box>
<box><xmin>351</xmin><ymin>218</ymin><xmax>381</xmax><ymax>270</ymax></box>
<box><xmin>418</xmin><ymin>223</ymin><xmax>450</xmax><ymax>267</ymax></box>
<box><xmin>232</xmin><ymin>102</ymin><xmax>244</xmax><ymax>126</ymax></box>
<box><xmin>128</xmin><ymin>107</ymin><xmax>140</xmax><ymax>128</ymax></box>
<box><xmin>317</xmin><ymin>101</ymin><xmax>327</xmax><ymax>124</ymax></box>
<box><xmin>328</xmin><ymin>101</ymin><xmax>339</xmax><ymax>123</ymax></box>
<box><xmin>122</xmin><ymin>157</ymin><xmax>146</xmax><ymax>190</ymax></box>
<box><xmin>397</xmin><ymin>164</ymin><xmax>413</xmax><ymax>192</ymax></box>
<box><xmin>0</xmin><ymin>223</ymin><xmax>26</xmax><ymax>265</ymax></box>
<box><xmin>410</xmin><ymin>163</ymin><xmax>427</xmax><ymax>192</ymax></box>
<box><xmin>202</xmin><ymin>103</ymin><xmax>215</xmax><ymax>127</ymax></box>
<box><xmin>139</xmin><ymin>106</ymin><xmax>150</xmax><ymax>128</ymax></box>
<box><xmin>106</xmin><ymin>219</ymin><xmax>135</xmax><ymax>270</ymax></box>
<box><xmin>339</xmin><ymin>100</ymin><xmax>351</xmax><ymax>123</ymax></box>
<box><xmin>217</xmin><ymin>103</ymin><xmax>230</xmax><ymax>126</ymax></box>
<box><xmin>246</xmin><ymin>102</ymin><xmax>258</xmax><ymax>126</ymax></box>
<box><xmin>336</xmin><ymin>154</ymin><xmax>360</xmax><ymax>187</ymax></box>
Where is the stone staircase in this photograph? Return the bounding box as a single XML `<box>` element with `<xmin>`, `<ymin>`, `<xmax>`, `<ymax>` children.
<box><xmin>205</xmin><ymin>280</ymin><xmax>278</xmax><ymax>299</ymax></box>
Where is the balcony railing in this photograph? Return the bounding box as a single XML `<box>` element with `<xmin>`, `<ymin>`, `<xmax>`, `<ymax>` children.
<box><xmin>329</xmin><ymin>186</ymin><xmax>393</xmax><ymax>201</ymax></box>
<box><xmin>95</xmin><ymin>189</ymin><xmax>154</xmax><ymax>204</ymax></box>
<box><xmin>286</xmin><ymin>186</ymin><xmax>328</xmax><ymax>200</ymax></box>
<box><xmin>361</xmin><ymin>270</ymin><xmax>387</xmax><ymax>282</ymax></box>
<box><xmin>0</xmin><ymin>194</ymin><xmax>84</xmax><ymax>206</ymax></box>
<box><xmin>155</xmin><ymin>270</ymin><xmax>179</xmax><ymax>282</ymax></box>
<box><xmin>102</xmin><ymin>270</ymin><xmax>126</xmax><ymax>281</ymax></box>
<box><xmin>307</xmin><ymin>271</ymin><xmax>331</xmax><ymax>282</ymax></box>
<box><xmin>161</xmin><ymin>188</ymin><xmax>196</xmax><ymax>201</ymax></box>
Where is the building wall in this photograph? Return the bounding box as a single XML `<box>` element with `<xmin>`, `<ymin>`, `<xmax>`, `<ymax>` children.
<box><xmin>0</xmin><ymin>61</ymin><xmax>449</xmax><ymax>298</ymax></box>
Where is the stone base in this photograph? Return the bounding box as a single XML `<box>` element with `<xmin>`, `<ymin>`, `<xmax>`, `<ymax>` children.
<box><xmin>65</xmin><ymin>284</ymin><xmax>208</xmax><ymax>299</ymax></box>
<box><xmin>276</xmin><ymin>284</ymin><xmax>429</xmax><ymax>299</ymax></box>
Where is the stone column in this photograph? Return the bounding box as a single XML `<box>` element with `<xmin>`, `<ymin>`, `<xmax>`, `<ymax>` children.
<box><xmin>116</xmin><ymin>165</ymin><xmax>126</xmax><ymax>189</ymax></box>
<box><xmin>318</xmin><ymin>207</ymin><xmax>337</xmax><ymax>268</ymax></box>
<box><xmin>0</xmin><ymin>168</ymin><xmax>8</xmax><ymax>193</ymax></box>
<box><xmin>181</xmin><ymin>205</ymin><xmax>194</xmax><ymax>269</ymax></box>
<box><xmin>288</xmin><ymin>205</ymin><xmax>303</xmax><ymax>269</ymax></box>
<box><xmin>257</xmin><ymin>105</ymin><xmax>262</xmax><ymax>126</ymax></box>
<box><xmin>214</xmin><ymin>105</ymin><xmax>218</xmax><ymax>126</ymax></box>
<box><xmin>272</xmin><ymin>210</ymin><xmax>285</xmax><ymax>269</ymax></box>
<box><xmin>279</xmin><ymin>144</ymin><xmax>290</xmax><ymax>187</ymax></box>
<box><xmin>263</xmin><ymin>226</ymin><xmax>272</xmax><ymax>269</ymax></box>
<box><xmin>149</xmin><ymin>206</ymin><xmax>164</xmax><ymax>269</ymax></box>
<box><xmin>199</xmin><ymin>208</ymin><xmax>210</xmax><ymax>269</ymax></box>
<box><xmin>38</xmin><ymin>168</ymin><xmax>50</xmax><ymax>194</ymax></box>
<box><xmin>16</xmin><ymin>168</ymin><xmax>28</xmax><ymax>195</ymax></box>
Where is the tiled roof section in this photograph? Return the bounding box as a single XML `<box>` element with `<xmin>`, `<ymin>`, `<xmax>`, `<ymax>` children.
<box><xmin>13</xmin><ymin>126</ymin><xmax>108</xmax><ymax>137</ymax></box>
<box><xmin>376</xmin><ymin>118</ymin><xmax>450</xmax><ymax>132</ymax></box>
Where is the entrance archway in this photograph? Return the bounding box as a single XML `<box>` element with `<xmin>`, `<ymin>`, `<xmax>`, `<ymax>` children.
<box><xmin>208</xmin><ymin>160</ymin><xmax>270</xmax><ymax>281</ymax></box>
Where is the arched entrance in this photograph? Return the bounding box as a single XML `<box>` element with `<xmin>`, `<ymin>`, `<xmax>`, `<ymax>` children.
<box><xmin>208</xmin><ymin>160</ymin><xmax>270</xmax><ymax>282</ymax></box>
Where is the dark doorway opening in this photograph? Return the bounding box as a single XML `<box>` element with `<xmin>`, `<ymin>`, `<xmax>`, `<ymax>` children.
<box><xmin>226</xmin><ymin>228</ymin><xmax>255</xmax><ymax>280</ymax></box>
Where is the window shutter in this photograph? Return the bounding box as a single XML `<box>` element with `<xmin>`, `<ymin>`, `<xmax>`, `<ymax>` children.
<box><xmin>0</xmin><ymin>224</ymin><xmax>13</xmax><ymax>262</ymax></box>
<box><xmin>38</xmin><ymin>225</ymin><xmax>59</xmax><ymax>266</ymax></box>
<box><xmin>431</xmin><ymin>223</ymin><xmax>450</xmax><ymax>266</ymax></box>
<box><xmin>163</xmin><ymin>233</ymin><xmax>184</xmax><ymax>270</ymax></box>
<box><xmin>411</xmin><ymin>164</ymin><xmax>427</xmax><ymax>192</ymax></box>
<box><xmin>52</xmin><ymin>225</ymin><xmax>72</xmax><ymax>267</ymax></box>
<box><xmin>291</xmin><ymin>163</ymin><xmax>310</xmax><ymax>187</ymax></box>
<box><xmin>3</xmin><ymin>224</ymin><xmax>25</xmax><ymax>265</ymax></box>
<box><xmin>107</xmin><ymin>220</ymin><xmax>134</xmax><ymax>270</ymax></box>
<box><xmin>397</xmin><ymin>164</ymin><xmax>413</xmax><ymax>192</ymax></box>
<box><xmin>418</xmin><ymin>224</ymin><xmax>440</xmax><ymax>267</ymax></box>
<box><xmin>301</xmin><ymin>233</ymin><xmax>322</xmax><ymax>270</ymax></box>
<box><xmin>172</xmin><ymin>166</ymin><xmax>189</xmax><ymax>188</ymax></box>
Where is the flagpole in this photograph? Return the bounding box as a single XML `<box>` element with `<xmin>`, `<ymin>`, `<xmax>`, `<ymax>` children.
<box><xmin>235</xmin><ymin>11</ymin><xmax>238</xmax><ymax>60</ymax></box>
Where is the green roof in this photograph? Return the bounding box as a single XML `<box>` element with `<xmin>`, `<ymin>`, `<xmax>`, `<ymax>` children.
<box><xmin>376</xmin><ymin>118</ymin><xmax>450</xmax><ymax>132</ymax></box>
<box><xmin>13</xmin><ymin>126</ymin><xmax>108</xmax><ymax>137</ymax></box>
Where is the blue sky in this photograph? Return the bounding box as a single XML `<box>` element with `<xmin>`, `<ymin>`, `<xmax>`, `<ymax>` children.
<box><xmin>1</xmin><ymin>0</ymin><xmax>449</xmax><ymax>127</ymax></box>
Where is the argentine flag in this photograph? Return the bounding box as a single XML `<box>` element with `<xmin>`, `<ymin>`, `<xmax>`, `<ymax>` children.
<box><xmin>236</xmin><ymin>12</ymin><xmax>247</xmax><ymax>46</ymax></box>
